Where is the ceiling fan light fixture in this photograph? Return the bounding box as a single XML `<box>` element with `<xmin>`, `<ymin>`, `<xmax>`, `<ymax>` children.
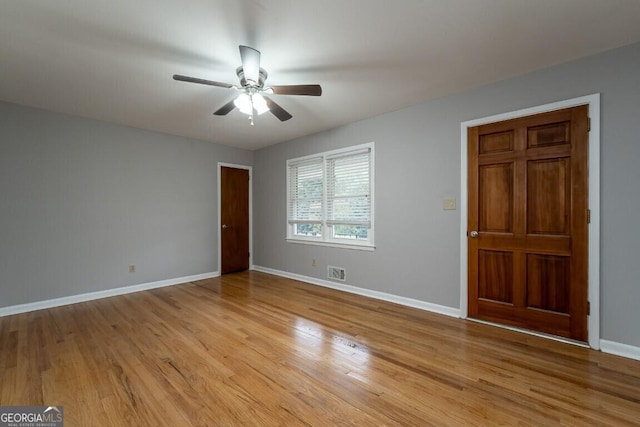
<box><xmin>252</xmin><ymin>93</ymin><xmax>269</xmax><ymax>115</ymax></box>
<box><xmin>233</xmin><ymin>92</ymin><xmax>269</xmax><ymax>117</ymax></box>
<box><xmin>233</xmin><ymin>93</ymin><xmax>253</xmax><ymax>115</ymax></box>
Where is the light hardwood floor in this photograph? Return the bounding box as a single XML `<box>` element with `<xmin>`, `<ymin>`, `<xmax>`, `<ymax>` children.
<box><xmin>1</xmin><ymin>271</ymin><xmax>639</xmax><ymax>426</ymax></box>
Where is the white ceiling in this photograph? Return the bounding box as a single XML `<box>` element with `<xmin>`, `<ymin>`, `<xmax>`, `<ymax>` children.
<box><xmin>2</xmin><ymin>1</ymin><xmax>640</xmax><ymax>150</ymax></box>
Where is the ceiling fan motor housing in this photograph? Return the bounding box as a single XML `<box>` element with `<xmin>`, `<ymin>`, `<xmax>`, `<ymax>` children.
<box><xmin>236</xmin><ymin>66</ymin><xmax>268</xmax><ymax>88</ymax></box>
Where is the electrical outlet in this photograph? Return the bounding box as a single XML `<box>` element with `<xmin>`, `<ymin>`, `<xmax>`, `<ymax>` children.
<box><xmin>129</xmin><ymin>264</ymin><xmax>136</xmax><ymax>273</ymax></box>
<box><xmin>312</xmin><ymin>259</ymin><xmax>317</xmax><ymax>267</ymax></box>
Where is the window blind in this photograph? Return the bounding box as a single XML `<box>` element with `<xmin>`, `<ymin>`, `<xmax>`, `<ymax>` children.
<box><xmin>326</xmin><ymin>149</ymin><xmax>371</xmax><ymax>226</ymax></box>
<box><xmin>287</xmin><ymin>157</ymin><xmax>323</xmax><ymax>224</ymax></box>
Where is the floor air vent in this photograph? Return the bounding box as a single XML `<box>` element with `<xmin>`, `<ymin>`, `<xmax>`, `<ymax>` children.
<box><xmin>328</xmin><ymin>266</ymin><xmax>346</xmax><ymax>281</ymax></box>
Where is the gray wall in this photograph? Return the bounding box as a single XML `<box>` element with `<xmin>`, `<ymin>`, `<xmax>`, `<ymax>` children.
<box><xmin>253</xmin><ymin>42</ymin><xmax>640</xmax><ymax>348</ymax></box>
<box><xmin>0</xmin><ymin>102</ymin><xmax>252</xmax><ymax>307</ymax></box>
<box><xmin>2</xmin><ymin>43</ymin><xmax>638</xmax><ymax>349</ymax></box>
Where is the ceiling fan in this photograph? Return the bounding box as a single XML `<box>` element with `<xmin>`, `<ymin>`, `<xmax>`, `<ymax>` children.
<box><xmin>173</xmin><ymin>45</ymin><xmax>322</xmax><ymax>125</ymax></box>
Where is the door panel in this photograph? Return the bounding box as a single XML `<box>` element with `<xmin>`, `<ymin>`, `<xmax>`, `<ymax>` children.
<box><xmin>527</xmin><ymin>158</ymin><xmax>570</xmax><ymax>235</ymax></box>
<box><xmin>221</xmin><ymin>166</ymin><xmax>249</xmax><ymax>274</ymax></box>
<box><xmin>526</xmin><ymin>254</ymin><xmax>570</xmax><ymax>313</ymax></box>
<box><xmin>527</xmin><ymin>121</ymin><xmax>570</xmax><ymax>148</ymax></box>
<box><xmin>468</xmin><ymin>106</ymin><xmax>589</xmax><ymax>342</ymax></box>
<box><xmin>479</xmin><ymin>130</ymin><xmax>514</xmax><ymax>154</ymax></box>
<box><xmin>478</xmin><ymin>250</ymin><xmax>514</xmax><ymax>304</ymax></box>
<box><xmin>479</xmin><ymin>163</ymin><xmax>514</xmax><ymax>233</ymax></box>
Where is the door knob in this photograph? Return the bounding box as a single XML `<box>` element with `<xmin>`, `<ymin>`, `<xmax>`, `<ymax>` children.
<box><xmin>222</xmin><ymin>224</ymin><xmax>229</xmax><ymax>229</ymax></box>
<box><xmin>470</xmin><ymin>230</ymin><xmax>478</xmax><ymax>238</ymax></box>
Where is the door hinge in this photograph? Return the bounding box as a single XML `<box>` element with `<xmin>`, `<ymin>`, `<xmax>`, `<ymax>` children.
<box><xmin>587</xmin><ymin>117</ymin><xmax>591</xmax><ymax>132</ymax></box>
<box><xmin>587</xmin><ymin>301</ymin><xmax>591</xmax><ymax>316</ymax></box>
<box><xmin>248</xmin><ymin>252</ymin><xmax>250</xmax><ymax>258</ymax></box>
<box><xmin>587</xmin><ymin>209</ymin><xmax>591</xmax><ymax>224</ymax></box>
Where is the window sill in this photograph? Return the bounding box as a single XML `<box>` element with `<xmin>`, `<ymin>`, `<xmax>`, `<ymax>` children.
<box><xmin>286</xmin><ymin>238</ymin><xmax>375</xmax><ymax>252</ymax></box>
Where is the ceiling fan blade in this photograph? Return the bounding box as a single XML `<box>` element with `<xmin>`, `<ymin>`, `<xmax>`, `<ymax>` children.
<box><xmin>213</xmin><ymin>99</ymin><xmax>237</xmax><ymax>116</ymax></box>
<box><xmin>265</xmin><ymin>97</ymin><xmax>292</xmax><ymax>121</ymax></box>
<box><xmin>270</xmin><ymin>85</ymin><xmax>322</xmax><ymax>96</ymax></box>
<box><xmin>173</xmin><ymin>74</ymin><xmax>234</xmax><ymax>89</ymax></box>
<box><xmin>239</xmin><ymin>45</ymin><xmax>260</xmax><ymax>84</ymax></box>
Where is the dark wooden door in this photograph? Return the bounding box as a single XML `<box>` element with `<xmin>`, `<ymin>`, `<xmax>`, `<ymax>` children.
<box><xmin>467</xmin><ymin>106</ymin><xmax>589</xmax><ymax>342</ymax></box>
<box><xmin>221</xmin><ymin>166</ymin><xmax>249</xmax><ymax>274</ymax></box>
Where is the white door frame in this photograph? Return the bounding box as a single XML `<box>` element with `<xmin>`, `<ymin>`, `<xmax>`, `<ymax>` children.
<box><xmin>218</xmin><ymin>163</ymin><xmax>253</xmax><ymax>274</ymax></box>
<box><xmin>459</xmin><ymin>94</ymin><xmax>601</xmax><ymax>349</ymax></box>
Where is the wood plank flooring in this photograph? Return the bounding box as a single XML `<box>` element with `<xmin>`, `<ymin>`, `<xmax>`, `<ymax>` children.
<box><xmin>1</xmin><ymin>270</ymin><xmax>639</xmax><ymax>426</ymax></box>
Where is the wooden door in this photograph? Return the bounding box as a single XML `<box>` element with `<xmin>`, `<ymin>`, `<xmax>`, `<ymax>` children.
<box><xmin>221</xmin><ymin>166</ymin><xmax>250</xmax><ymax>274</ymax></box>
<box><xmin>467</xmin><ymin>106</ymin><xmax>589</xmax><ymax>342</ymax></box>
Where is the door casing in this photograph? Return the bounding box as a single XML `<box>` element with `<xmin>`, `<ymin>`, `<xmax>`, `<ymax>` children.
<box><xmin>218</xmin><ymin>163</ymin><xmax>253</xmax><ymax>274</ymax></box>
<box><xmin>459</xmin><ymin>94</ymin><xmax>600</xmax><ymax>349</ymax></box>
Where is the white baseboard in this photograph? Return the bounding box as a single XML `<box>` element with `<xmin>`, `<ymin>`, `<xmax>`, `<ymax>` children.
<box><xmin>6</xmin><ymin>267</ymin><xmax>639</xmax><ymax>362</ymax></box>
<box><xmin>600</xmin><ymin>340</ymin><xmax>640</xmax><ymax>361</ymax></box>
<box><xmin>251</xmin><ymin>266</ymin><xmax>640</xmax><ymax>362</ymax></box>
<box><xmin>0</xmin><ymin>271</ymin><xmax>220</xmax><ymax>317</ymax></box>
<box><xmin>252</xmin><ymin>265</ymin><xmax>460</xmax><ymax>318</ymax></box>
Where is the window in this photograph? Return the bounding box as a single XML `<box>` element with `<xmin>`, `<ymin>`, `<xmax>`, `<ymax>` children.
<box><xmin>287</xmin><ymin>143</ymin><xmax>374</xmax><ymax>249</ymax></box>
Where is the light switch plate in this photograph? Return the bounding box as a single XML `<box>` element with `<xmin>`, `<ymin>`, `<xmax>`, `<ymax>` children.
<box><xmin>443</xmin><ymin>198</ymin><xmax>456</xmax><ymax>210</ymax></box>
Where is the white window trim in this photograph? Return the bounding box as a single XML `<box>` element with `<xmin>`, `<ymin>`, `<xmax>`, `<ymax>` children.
<box><xmin>286</xmin><ymin>142</ymin><xmax>375</xmax><ymax>251</ymax></box>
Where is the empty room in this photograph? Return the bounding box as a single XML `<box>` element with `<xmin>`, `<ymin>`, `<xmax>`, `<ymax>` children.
<box><xmin>1</xmin><ymin>1</ymin><xmax>640</xmax><ymax>425</ymax></box>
